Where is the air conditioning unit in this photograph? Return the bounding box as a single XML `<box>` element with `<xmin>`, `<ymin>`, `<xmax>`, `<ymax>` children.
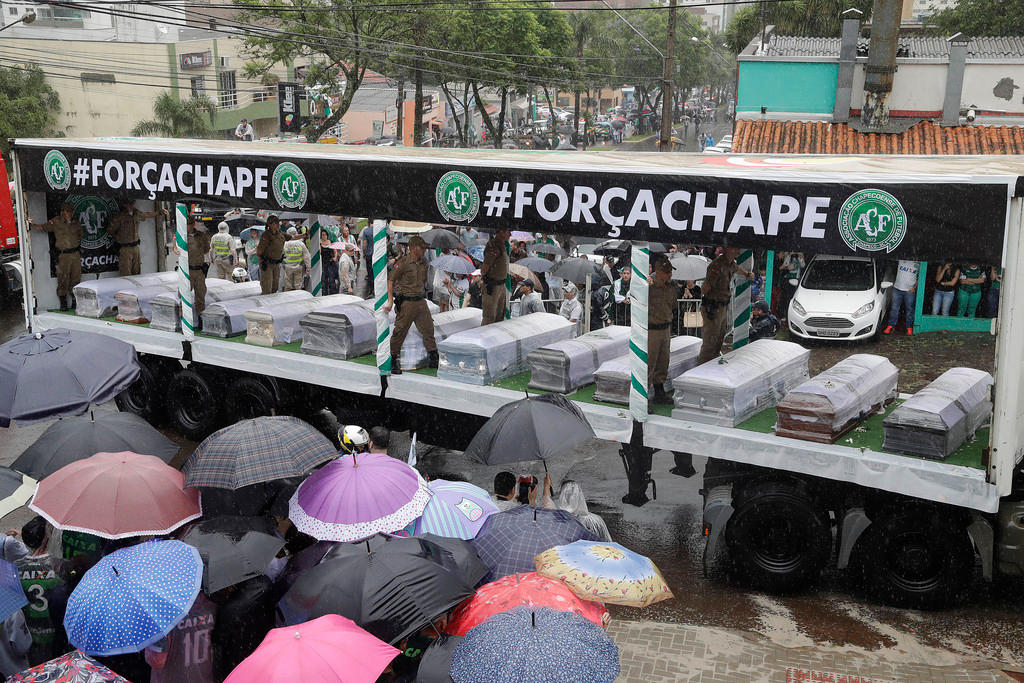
<box><xmin>218</xmin><ymin>56</ymin><xmax>230</xmax><ymax>68</ymax></box>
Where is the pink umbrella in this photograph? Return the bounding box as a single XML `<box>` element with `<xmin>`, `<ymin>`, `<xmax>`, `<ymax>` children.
<box><xmin>225</xmin><ymin>614</ymin><xmax>399</xmax><ymax>683</ymax></box>
<box><xmin>327</xmin><ymin>241</ymin><xmax>360</xmax><ymax>252</ymax></box>
<box><xmin>510</xmin><ymin>231</ymin><xmax>536</xmax><ymax>243</ymax></box>
<box><xmin>288</xmin><ymin>452</ymin><xmax>432</xmax><ymax>542</ymax></box>
<box><xmin>29</xmin><ymin>452</ymin><xmax>201</xmax><ymax>539</ymax></box>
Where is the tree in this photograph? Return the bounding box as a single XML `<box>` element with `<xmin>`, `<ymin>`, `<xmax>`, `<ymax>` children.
<box><xmin>131</xmin><ymin>92</ymin><xmax>216</xmax><ymax>138</ymax></box>
<box><xmin>926</xmin><ymin>0</ymin><xmax>1024</xmax><ymax>36</ymax></box>
<box><xmin>0</xmin><ymin>64</ymin><xmax>61</xmax><ymax>156</ymax></box>
<box><xmin>724</xmin><ymin>0</ymin><xmax>874</xmax><ymax>52</ymax></box>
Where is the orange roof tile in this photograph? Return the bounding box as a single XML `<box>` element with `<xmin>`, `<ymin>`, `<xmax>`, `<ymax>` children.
<box><xmin>732</xmin><ymin>120</ymin><xmax>1024</xmax><ymax>155</ymax></box>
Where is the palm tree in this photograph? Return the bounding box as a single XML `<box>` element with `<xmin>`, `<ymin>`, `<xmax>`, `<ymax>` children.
<box><xmin>131</xmin><ymin>92</ymin><xmax>217</xmax><ymax>138</ymax></box>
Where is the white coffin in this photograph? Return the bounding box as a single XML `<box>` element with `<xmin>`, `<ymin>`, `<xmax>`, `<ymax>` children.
<box><xmin>775</xmin><ymin>354</ymin><xmax>899</xmax><ymax>443</ymax></box>
<box><xmin>672</xmin><ymin>339</ymin><xmax>810</xmax><ymax>427</ymax></box>
<box><xmin>437</xmin><ymin>312</ymin><xmax>574</xmax><ymax>386</ymax></box>
<box><xmin>244</xmin><ymin>294</ymin><xmax>364</xmax><ymax>346</ymax></box>
<box><xmin>298</xmin><ymin>300</ymin><xmax>445</xmax><ymax>361</ymax></box>
<box><xmin>73</xmin><ymin>271</ymin><xmax>177</xmax><ymax>318</ymax></box>
<box><xmin>149</xmin><ymin>281</ymin><xmax>264</xmax><ymax>331</ymax></box>
<box><xmin>401</xmin><ymin>307</ymin><xmax>481</xmax><ymax>370</ymax></box>
<box><xmin>200</xmin><ymin>291</ymin><xmax>312</xmax><ymax>338</ymax></box>
<box><xmin>527</xmin><ymin>326</ymin><xmax>631</xmax><ymax>394</ymax></box>
<box><xmin>592</xmin><ymin>336</ymin><xmax>702</xmax><ymax>405</ymax></box>
<box><xmin>115</xmin><ymin>280</ymin><xmax>230</xmax><ymax>324</ymax></box>
<box><xmin>883</xmin><ymin>367</ymin><xmax>993</xmax><ymax>459</ymax></box>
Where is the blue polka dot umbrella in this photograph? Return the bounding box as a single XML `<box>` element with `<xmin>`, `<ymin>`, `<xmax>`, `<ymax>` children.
<box><xmin>64</xmin><ymin>539</ymin><xmax>202</xmax><ymax>656</ymax></box>
<box><xmin>450</xmin><ymin>606</ymin><xmax>619</xmax><ymax>683</ymax></box>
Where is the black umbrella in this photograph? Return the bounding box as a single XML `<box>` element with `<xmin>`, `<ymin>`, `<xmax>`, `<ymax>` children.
<box><xmin>199</xmin><ymin>476</ymin><xmax>302</xmax><ymax>517</ymax></box>
<box><xmin>321</xmin><ymin>533</ymin><xmax>487</xmax><ymax>588</ymax></box>
<box><xmin>548</xmin><ymin>257</ymin><xmax>608</xmax><ymax>286</ymax></box>
<box><xmin>421</xmin><ymin>228</ymin><xmax>464</xmax><ymax>251</ymax></box>
<box><xmin>592</xmin><ymin>239</ymin><xmax>629</xmax><ymax>256</ymax></box>
<box><xmin>279</xmin><ymin>535</ymin><xmax>474</xmax><ymax>644</ymax></box>
<box><xmin>12</xmin><ymin>412</ymin><xmax>178</xmax><ymax>480</ymax></box>
<box><xmin>527</xmin><ymin>242</ymin><xmax>566</xmax><ymax>257</ymax></box>
<box><xmin>463</xmin><ymin>394</ymin><xmax>595</xmax><ymax>470</ymax></box>
<box><xmin>415</xmin><ymin>534</ymin><xmax>489</xmax><ymax>588</ymax></box>
<box><xmin>0</xmin><ymin>329</ymin><xmax>140</xmax><ymax>428</ymax></box>
<box><xmin>0</xmin><ymin>467</ymin><xmax>36</xmax><ymax>519</ymax></box>
<box><xmin>416</xmin><ymin>634</ymin><xmax>462</xmax><ymax>683</ymax></box>
<box><xmin>181</xmin><ymin>516</ymin><xmax>285</xmax><ymax>593</ymax></box>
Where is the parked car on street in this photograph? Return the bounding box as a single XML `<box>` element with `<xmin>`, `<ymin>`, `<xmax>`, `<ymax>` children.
<box><xmin>787</xmin><ymin>255</ymin><xmax>892</xmax><ymax>341</ymax></box>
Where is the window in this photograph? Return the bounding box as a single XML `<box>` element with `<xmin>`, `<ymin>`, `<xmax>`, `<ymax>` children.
<box><xmin>8</xmin><ymin>9</ymin><xmax>16</xmax><ymax>16</ymax></box>
<box><xmin>802</xmin><ymin>260</ymin><xmax>875</xmax><ymax>292</ymax></box>
<box><xmin>191</xmin><ymin>76</ymin><xmax>205</xmax><ymax>97</ymax></box>
<box><xmin>218</xmin><ymin>70</ymin><xmax>237</xmax><ymax>108</ymax></box>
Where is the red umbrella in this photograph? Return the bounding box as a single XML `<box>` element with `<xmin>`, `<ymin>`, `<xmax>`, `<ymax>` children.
<box><xmin>446</xmin><ymin>572</ymin><xmax>608</xmax><ymax>637</ymax></box>
<box><xmin>29</xmin><ymin>452</ymin><xmax>201</xmax><ymax>539</ymax></box>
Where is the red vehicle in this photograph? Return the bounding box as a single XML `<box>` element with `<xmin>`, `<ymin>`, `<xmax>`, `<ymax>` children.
<box><xmin>0</xmin><ymin>158</ymin><xmax>16</xmax><ymax>252</ymax></box>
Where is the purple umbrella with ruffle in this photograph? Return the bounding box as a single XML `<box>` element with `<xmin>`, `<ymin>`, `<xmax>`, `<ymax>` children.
<box><xmin>289</xmin><ymin>453</ymin><xmax>432</xmax><ymax>542</ymax></box>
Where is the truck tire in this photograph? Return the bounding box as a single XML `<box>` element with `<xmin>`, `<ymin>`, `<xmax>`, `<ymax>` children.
<box><xmin>224</xmin><ymin>376</ymin><xmax>280</xmax><ymax>422</ymax></box>
<box><xmin>115</xmin><ymin>360</ymin><xmax>164</xmax><ymax>424</ymax></box>
<box><xmin>854</xmin><ymin>506</ymin><xmax>974</xmax><ymax>609</ymax></box>
<box><xmin>724</xmin><ymin>479</ymin><xmax>831</xmax><ymax>593</ymax></box>
<box><xmin>167</xmin><ymin>368</ymin><xmax>222</xmax><ymax>441</ymax></box>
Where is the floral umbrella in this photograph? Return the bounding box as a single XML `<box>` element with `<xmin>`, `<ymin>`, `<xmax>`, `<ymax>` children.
<box><xmin>534</xmin><ymin>541</ymin><xmax>673</xmax><ymax>608</ymax></box>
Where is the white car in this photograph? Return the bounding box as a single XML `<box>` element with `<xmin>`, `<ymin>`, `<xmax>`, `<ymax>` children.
<box><xmin>787</xmin><ymin>255</ymin><xmax>892</xmax><ymax>341</ymax></box>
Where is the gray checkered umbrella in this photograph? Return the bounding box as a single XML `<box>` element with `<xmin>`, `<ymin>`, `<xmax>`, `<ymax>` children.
<box><xmin>183</xmin><ymin>416</ymin><xmax>337</xmax><ymax>489</ymax></box>
<box><xmin>470</xmin><ymin>506</ymin><xmax>598</xmax><ymax>582</ymax></box>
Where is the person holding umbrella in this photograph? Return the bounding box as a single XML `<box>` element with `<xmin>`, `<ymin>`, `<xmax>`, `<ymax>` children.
<box><xmin>480</xmin><ymin>229</ymin><xmax>511</xmax><ymax>325</ymax></box>
<box><xmin>28</xmin><ymin>203</ymin><xmax>81</xmax><ymax>312</ymax></box>
<box><xmin>384</xmin><ymin>235</ymin><xmax>438</xmax><ymax>374</ymax></box>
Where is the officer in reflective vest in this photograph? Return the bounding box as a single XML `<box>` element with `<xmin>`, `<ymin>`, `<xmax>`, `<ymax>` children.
<box><xmin>209</xmin><ymin>222</ymin><xmax>235</xmax><ymax>280</ymax></box>
<box><xmin>282</xmin><ymin>226</ymin><xmax>310</xmax><ymax>291</ymax></box>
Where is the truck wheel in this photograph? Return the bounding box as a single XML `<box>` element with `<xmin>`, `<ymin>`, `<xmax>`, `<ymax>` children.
<box><xmin>225</xmin><ymin>376</ymin><xmax>280</xmax><ymax>421</ymax></box>
<box><xmin>854</xmin><ymin>507</ymin><xmax>974</xmax><ymax>609</ymax></box>
<box><xmin>167</xmin><ymin>368</ymin><xmax>222</xmax><ymax>441</ymax></box>
<box><xmin>724</xmin><ymin>479</ymin><xmax>831</xmax><ymax>593</ymax></box>
<box><xmin>115</xmin><ymin>361</ymin><xmax>164</xmax><ymax>424</ymax></box>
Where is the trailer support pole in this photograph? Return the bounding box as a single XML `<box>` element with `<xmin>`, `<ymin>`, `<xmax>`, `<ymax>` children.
<box><xmin>373</xmin><ymin>219</ymin><xmax>392</xmax><ymax>375</ymax></box>
<box><xmin>504</xmin><ymin>239</ymin><xmax>512</xmax><ymax>320</ymax></box>
<box><xmin>628</xmin><ymin>242</ymin><xmax>650</xmax><ymax>422</ymax></box>
<box><xmin>731</xmin><ymin>248</ymin><xmax>753</xmax><ymax>348</ymax></box>
<box><xmin>309</xmin><ymin>215</ymin><xmax>322</xmax><ymax>296</ymax></box>
<box><xmin>175</xmin><ymin>203</ymin><xmax>194</xmax><ymax>341</ymax></box>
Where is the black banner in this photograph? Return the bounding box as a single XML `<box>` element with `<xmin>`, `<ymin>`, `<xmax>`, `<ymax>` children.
<box><xmin>277</xmin><ymin>83</ymin><xmax>305</xmax><ymax>134</ymax></box>
<box><xmin>18</xmin><ymin>145</ymin><xmax>1010</xmax><ymax>262</ymax></box>
<box><xmin>44</xmin><ymin>193</ymin><xmax>120</xmax><ymax>275</ymax></box>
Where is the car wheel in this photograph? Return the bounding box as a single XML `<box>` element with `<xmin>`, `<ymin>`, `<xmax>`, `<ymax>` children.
<box><xmin>167</xmin><ymin>368</ymin><xmax>223</xmax><ymax>441</ymax></box>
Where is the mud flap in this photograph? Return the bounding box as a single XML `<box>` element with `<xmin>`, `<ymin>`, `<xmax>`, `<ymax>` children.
<box><xmin>701</xmin><ymin>484</ymin><xmax>733</xmax><ymax>578</ymax></box>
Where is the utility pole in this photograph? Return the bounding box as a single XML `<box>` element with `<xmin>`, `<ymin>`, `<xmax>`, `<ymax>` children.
<box><xmin>862</xmin><ymin>0</ymin><xmax>902</xmax><ymax>128</ymax></box>
<box><xmin>659</xmin><ymin>0</ymin><xmax>677</xmax><ymax>152</ymax></box>
<box><xmin>396</xmin><ymin>78</ymin><xmax>405</xmax><ymax>145</ymax></box>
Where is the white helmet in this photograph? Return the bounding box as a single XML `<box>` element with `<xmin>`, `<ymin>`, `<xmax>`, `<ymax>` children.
<box><xmin>217</xmin><ymin>221</ymin><xmax>230</xmax><ymax>233</ymax></box>
<box><xmin>231</xmin><ymin>267</ymin><xmax>249</xmax><ymax>283</ymax></box>
<box><xmin>339</xmin><ymin>425</ymin><xmax>370</xmax><ymax>454</ymax></box>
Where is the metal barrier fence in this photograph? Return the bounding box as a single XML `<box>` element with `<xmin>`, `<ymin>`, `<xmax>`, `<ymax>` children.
<box><xmin>511</xmin><ymin>296</ymin><xmax>705</xmax><ymax>338</ymax></box>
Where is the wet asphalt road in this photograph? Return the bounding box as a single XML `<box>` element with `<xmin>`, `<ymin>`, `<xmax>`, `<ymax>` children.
<box><xmin>1</xmin><ymin>302</ymin><xmax>1022</xmax><ymax>670</ymax></box>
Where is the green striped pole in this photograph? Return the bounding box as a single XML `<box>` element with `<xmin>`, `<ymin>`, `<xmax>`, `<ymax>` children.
<box><xmin>309</xmin><ymin>216</ymin><xmax>322</xmax><ymax>296</ymax></box>
<box><xmin>628</xmin><ymin>242</ymin><xmax>650</xmax><ymax>422</ymax></box>
<box><xmin>373</xmin><ymin>219</ymin><xmax>392</xmax><ymax>375</ymax></box>
<box><xmin>175</xmin><ymin>203</ymin><xmax>194</xmax><ymax>340</ymax></box>
<box><xmin>731</xmin><ymin>248</ymin><xmax>754</xmax><ymax>349</ymax></box>
<box><xmin>504</xmin><ymin>239</ymin><xmax>511</xmax><ymax>320</ymax></box>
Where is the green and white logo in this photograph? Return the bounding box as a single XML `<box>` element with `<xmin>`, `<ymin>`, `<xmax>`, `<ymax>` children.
<box><xmin>43</xmin><ymin>150</ymin><xmax>72</xmax><ymax>191</ymax></box>
<box><xmin>838</xmin><ymin>189</ymin><xmax>907</xmax><ymax>253</ymax></box>
<box><xmin>68</xmin><ymin>195</ymin><xmax>119</xmax><ymax>250</ymax></box>
<box><xmin>272</xmin><ymin>162</ymin><xmax>308</xmax><ymax>210</ymax></box>
<box><xmin>435</xmin><ymin>171</ymin><xmax>479</xmax><ymax>223</ymax></box>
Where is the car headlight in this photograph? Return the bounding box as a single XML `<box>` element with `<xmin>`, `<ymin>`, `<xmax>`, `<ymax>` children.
<box><xmin>791</xmin><ymin>300</ymin><xmax>806</xmax><ymax>316</ymax></box>
<box><xmin>853</xmin><ymin>301</ymin><xmax>875</xmax><ymax>318</ymax></box>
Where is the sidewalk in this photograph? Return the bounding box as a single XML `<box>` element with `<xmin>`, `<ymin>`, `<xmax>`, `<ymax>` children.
<box><xmin>610</xmin><ymin>620</ymin><xmax>1016</xmax><ymax>683</ymax></box>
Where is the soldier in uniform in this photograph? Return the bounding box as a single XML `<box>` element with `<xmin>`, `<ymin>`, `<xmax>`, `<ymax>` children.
<box><xmin>648</xmin><ymin>258</ymin><xmax>678</xmax><ymax>405</ymax></box>
<box><xmin>29</xmin><ymin>202</ymin><xmax>82</xmax><ymax>311</ymax></box>
<box><xmin>256</xmin><ymin>215</ymin><xmax>286</xmax><ymax>294</ymax></box>
<box><xmin>384</xmin><ymin>235</ymin><xmax>438</xmax><ymax>375</ymax></box>
<box><xmin>187</xmin><ymin>216</ymin><xmax>212</xmax><ymax>320</ymax></box>
<box><xmin>209</xmin><ymin>221</ymin><xmax>235</xmax><ymax>279</ymax></box>
<box><xmin>282</xmin><ymin>227</ymin><xmax>311</xmax><ymax>291</ymax></box>
<box><xmin>480</xmin><ymin>228</ymin><xmax>511</xmax><ymax>325</ymax></box>
<box><xmin>109</xmin><ymin>199</ymin><xmax>164</xmax><ymax>276</ymax></box>
<box><xmin>698</xmin><ymin>247</ymin><xmax>753</xmax><ymax>365</ymax></box>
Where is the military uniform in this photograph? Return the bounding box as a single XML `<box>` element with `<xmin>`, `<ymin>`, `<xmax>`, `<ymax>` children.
<box><xmin>698</xmin><ymin>254</ymin><xmax>739</xmax><ymax>364</ymax></box>
<box><xmin>188</xmin><ymin>229</ymin><xmax>212</xmax><ymax>317</ymax></box>
<box><xmin>389</xmin><ymin>252</ymin><xmax>436</xmax><ymax>373</ymax></box>
<box><xmin>282</xmin><ymin>238</ymin><xmax>310</xmax><ymax>291</ymax></box>
<box><xmin>209</xmin><ymin>231</ymin><xmax>235</xmax><ymax>279</ymax></box>
<box><xmin>256</xmin><ymin>228</ymin><xmax>286</xmax><ymax>294</ymax></box>
<box><xmin>648</xmin><ymin>274</ymin><xmax>678</xmax><ymax>391</ymax></box>
<box><xmin>110</xmin><ymin>210</ymin><xmax>143</xmax><ymax>275</ymax></box>
<box><xmin>36</xmin><ymin>216</ymin><xmax>82</xmax><ymax>306</ymax></box>
<box><xmin>481</xmin><ymin>236</ymin><xmax>509</xmax><ymax>325</ymax></box>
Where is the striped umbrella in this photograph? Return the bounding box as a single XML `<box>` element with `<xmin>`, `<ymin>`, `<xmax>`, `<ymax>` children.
<box><xmin>412</xmin><ymin>480</ymin><xmax>499</xmax><ymax>540</ymax></box>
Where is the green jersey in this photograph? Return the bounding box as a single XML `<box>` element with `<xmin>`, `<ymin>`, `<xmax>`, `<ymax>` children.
<box><xmin>16</xmin><ymin>554</ymin><xmax>63</xmax><ymax>649</ymax></box>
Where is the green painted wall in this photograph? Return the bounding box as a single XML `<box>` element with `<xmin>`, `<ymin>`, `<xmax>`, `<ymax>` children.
<box><xmin>737</xmin><ymin>61</ymin><xmax>838</xmax><ymax>113</ymax></box>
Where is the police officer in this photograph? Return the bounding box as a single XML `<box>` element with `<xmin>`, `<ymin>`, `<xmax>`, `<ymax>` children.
<box><xmin>282</xmin><ymin>226</ymin><xmax>310</xmax><ymax>291</ymax></box>
<box><xmin>384</xmin><ymin>235</ymin><xmax>438</xmax><ymax>375</ymax></box>
<box><xmin>256</xmin><ymin>215</ymin><xmax>286</xmax><ymax>294</ymax></box>
<box><xmin>698</xmin><ymin>247</ymin><xmax>753</xmax><ymax>365</ymax></box>
<box><xmin>109</xmin><ymin>199</ymin><xmax>164</xmax><ymax>276</ymax></box>
<box><xmin>187</xmin><ymin>216</ymin><xmax>212</xmax><ymax>320</ymax></box>
<box><xmin>480</xmin><ymin>228</ymin><xmax>511</xmax><ymax>325</ymax></box>
<box><xmin>648</xmin><ymin>257</ymin><xmax>678</xmax><ymax>405</ymax></box>
<box><xmin>209</xmin><ymin>221</ymin><xmax>235</xmax><ymax>279</ymax></box>
<box><xmin>29</xmin><ymin>202</ymin><xmax>82</xmax><ymax>311</ymax></box>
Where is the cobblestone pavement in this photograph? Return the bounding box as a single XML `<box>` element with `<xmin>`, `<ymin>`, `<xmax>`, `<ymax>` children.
<box><xmin>610</xmin><ymin>620</ymin><xmax>1017</xmax><ymax>683</ymax></box>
